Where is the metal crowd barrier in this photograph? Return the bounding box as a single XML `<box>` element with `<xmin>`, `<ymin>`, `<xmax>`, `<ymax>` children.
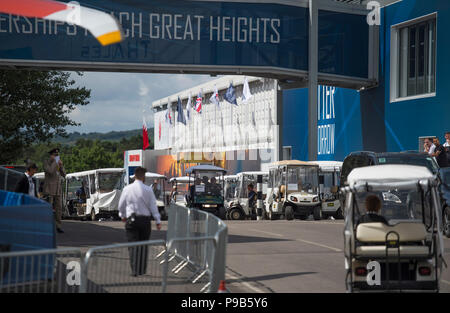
<box><xmin>0</xmin><ymin>167</ymin><xmax>24</xmax><ymax>192</ymax></box>
<box><xmin>0</xmin><ymin>248</ymin><xmax>83</xmax><ymax>293</ymax></box>
<box><xmin>0</xmin><ymin>203</ymin><xmax>228</xmax><ymax>293</ymax></box>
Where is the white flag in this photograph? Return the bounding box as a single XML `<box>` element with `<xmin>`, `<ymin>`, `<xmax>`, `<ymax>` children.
<box><xmin>186</xmin><ymin>95</ymin><xmax>192</xmax><ymax>121</ymax></box>
<box><xmin>210</xmin><ymin>85</ymin><xmax>220</xmax><ymax>107</ymax></box>
<box><xmin>242</xmin><ymin>77</ymin><xmax>252</xmax><ymax>103</ymax></box>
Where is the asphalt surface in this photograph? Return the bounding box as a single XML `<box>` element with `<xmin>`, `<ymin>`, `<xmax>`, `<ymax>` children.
<box><xmin>56</xmin><ymin>218</ymin><xmax>450</xmax><ymax>293</ymax></box>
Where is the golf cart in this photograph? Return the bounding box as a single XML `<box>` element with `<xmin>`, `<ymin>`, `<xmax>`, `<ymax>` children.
<box><xmin>169</xmin><ymin>176</ymin><xmax>194</xmax><ymax>205</ymax></box>
<box><xmin>223</xmin><ymin>174</ymin><xmax>238</xmax><ymax>210</ymax></box>
<box><xmin>130</xmin><ymin>172</ymin><xmax>168</xmax><ymax>220</ymax></box>
<box><xmin>226</xmin><ymin>171</ymin><xmax>269</xmax><ymax>220</ymax></box>
<box><xmin>185</xmin><ymin>165</ymin><xmax>227</xmax><ymax>219</ymax></box>
<box><xmin>265</xmin><ymin>160</ymin><xmax>321</xmax><ymax>220</ymax></box>
<box><xmin>343</xmin><ymin>165</ymin><xmax>445</xmax><ymax>292</ymax></box>
<box><xmin>309</xmin><ymin>161</ymin><xmax>344</xmax><ymax>219</ymax></box>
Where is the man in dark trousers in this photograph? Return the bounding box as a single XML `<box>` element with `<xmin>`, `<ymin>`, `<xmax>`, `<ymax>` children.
<box><xmin>15</xmin><ymin>163</ymin><xmax>38</xmax><ymax>197</ymax></box>
<box><xmin>118</xmin><ymin>167</ymin><xmax>161</xmax><ymax>276</ymax></box>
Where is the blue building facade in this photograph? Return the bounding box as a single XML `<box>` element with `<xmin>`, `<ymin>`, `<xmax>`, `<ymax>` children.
<box><xmin>283</xmin><ymin>0</ymin><xmax>449</xmax><ymax>161</ymax></box>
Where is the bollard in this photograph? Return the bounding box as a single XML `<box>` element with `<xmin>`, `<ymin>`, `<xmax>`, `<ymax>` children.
<box><xmin>257</xmin><ymin>175</ymin><xmax>263</xmax><ymax>220</ymax></box>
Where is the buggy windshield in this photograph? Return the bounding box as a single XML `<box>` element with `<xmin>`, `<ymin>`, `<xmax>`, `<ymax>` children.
<box><xmin>377</xmin><ymin>155</ymin><xmax>438</xmax><ymax>174</ymax></box>
<box><xmin>353</xmin><ymin>188</ymin><xmax>432</xmax><ymax>226</ymax></box>
<box><xmin>98</xmin><ymin>172</ymin><xmax>124</xmax><ymax>193</ymax></box>
<box><xmin>286</xmin><ymin>166</ymin><xmax>319</xmax><ymax>194</ymax></box>
<box><xmin>190</xmin><ymin>171</ymin><xmax>224</xmax><ymax>203</ymax></box>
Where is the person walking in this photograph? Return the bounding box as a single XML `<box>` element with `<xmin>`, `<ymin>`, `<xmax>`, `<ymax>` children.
<box><xmin>118</xmin><ymin>167</ymin><xmax>161</xmax><ymax>277</ymax></box>
<box><xmin>43</xmin><ymin>148</ymin><xmax>66</xmax><ymax>233</ymax></box>
<box><xmin>14</xmin><ymin>162</ymin><xmax>38</xmax><ymax>197</ymax></box>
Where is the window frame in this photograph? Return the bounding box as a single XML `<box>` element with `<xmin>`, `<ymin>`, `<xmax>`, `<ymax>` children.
<box><xmin>390</xmin><ymin>13</ymin><xmax>437</xmax><ymax>103</ymax></box>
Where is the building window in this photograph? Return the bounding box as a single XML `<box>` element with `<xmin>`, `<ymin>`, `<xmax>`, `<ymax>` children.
<box><xmin>392</xmin><ymin>15</ymin><xmax>436</xmax><ymax>101</ymax></box>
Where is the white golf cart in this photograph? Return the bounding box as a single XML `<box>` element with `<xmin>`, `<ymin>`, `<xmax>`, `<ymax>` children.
<box><xmin>343</xmin><ymin>165</ymin><xmax>445</xmax><ymax>292</ymax></box>
<box><xmin>226</xmin><ymin>171</ymin><xmax>269</xmax><ymax>220</ymax></box>
<box><xmin>130</xmin><ymin>172</ymin><xmax>168</xmax><ymax>220</ymax></box>
<box><xmin>265</xmin><ymin>160</ymin><xmax>321</xmax><ymax>220</ymax></box>
<box><xmin>223</xmin><ymin>174</ymin><xmax>238</xmax><ymax>210</ymax></box>
<box><xmin>64</xmin><ymin>168</ymin><xmax>125</xmax><ymax>221</ymax></box>
<box><xmin>309</xmin><ymin>161</ymin><xmax>344</xmax><ymax>219</ymax></box>
<box><xmin>169</xmin><ymin>176</ymin><xmax>194</xmax><ymax>205</ymax></box>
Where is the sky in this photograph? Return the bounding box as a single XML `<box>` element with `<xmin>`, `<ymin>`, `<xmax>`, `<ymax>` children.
<box><xmin>67</xmin><ymin>72</ymin><xmax>215</xmax><ymax>133</ymax></box>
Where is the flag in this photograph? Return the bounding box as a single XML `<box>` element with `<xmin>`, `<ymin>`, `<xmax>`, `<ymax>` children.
<box><xmin>242</xmin><ymin>77</ymin><xmax>252</xmax><ymax>103</ymax></box>
<box><xmin>210</xmin><ymin>85</ymin><xmax>220</xmax><ymax>107</ymax></box>
<box><xmin>195</xmin><ymin>92</ymin><xmax>202</xmax><ymax>113</ymax></box>
<box><xmin>142</xmin><ymin>117</ymin><xmax>150</xmax><ymax>150</ymax></box>
<box><xmin>186</xmin><ymin>95</ymin><xmax>192</xmax><ymax>120</ymax></box>
<box><xmin>158</xmin><ymin>119</ymin><xmax>162</xmax><ymax>141</ymax></box>
<box><xmin>165</xmin><ymin>108</ymin><xmax>172</xmax><ymax>125</ymax></box>
<box><xmin>177</xmin><ymin>97</ymin><xmax>186</xmax><ymax>125</ymax></box>
<box><xmin>0</xmin><ymin>0</ymin><xmax>123</xmax><ymax>46</ymax></box>
<box><xmin>224</xmin><ymin>83</ymin><xmax>237</xmax><ymax>105</ymax></box>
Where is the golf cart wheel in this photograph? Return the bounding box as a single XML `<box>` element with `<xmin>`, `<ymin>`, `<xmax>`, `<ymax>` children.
<box><xmin>444</xmin><ymin>207</ymin><xmax>450</xmax><ymax>238</ymax></box>
<box><xmin>284</xmin><ymin>206</ymin><xmax>294</xmax><ymax>221</ymax></box>
<box><xmin>313</xmin><ymin>206</ymin><xmax>322</xmax><ymax>220</ymax></box>
<box><xmin>334</xmin><ymin>208</ymin><xmax>344</xmax><ymax>220</ymax></box>
<box><xmin>90</xmin><ymin>209</ymin><xmax>97</xmax><ymax>221</ymax></box>
<box><xmin>229</xmin><ymin>208</ymin><xmax>244</xmax><ymax>220</ymax></box>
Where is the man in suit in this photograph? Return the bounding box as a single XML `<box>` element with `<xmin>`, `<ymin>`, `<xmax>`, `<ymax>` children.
<box><xmin>15</xmin><ymin>163</ymin><xmax>38</xmax><ymax>197</ymax></box>
<box><xmin>43</xmin><ymin>148</ymin><xmax>66</xmax><ymax>233</ymax></box>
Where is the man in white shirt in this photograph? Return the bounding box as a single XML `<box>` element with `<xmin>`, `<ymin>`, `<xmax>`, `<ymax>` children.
<box><xmin>118</xmin><ymin>167</ymin><xmax>161</xmax><ymax>276</ymax></box>
<box><xmin>424</xmin><ymin>137</ymin><xmax>436</xmax><ymax>155</ymax></box>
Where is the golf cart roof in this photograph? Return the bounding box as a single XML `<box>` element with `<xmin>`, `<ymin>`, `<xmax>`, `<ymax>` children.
<box><xmin>34</xmin><ymin>172</ymin><xmax>45</xmax><ymax>179</ymax></box>
<box><xmin>347</xmin><ymin>165</ymin><xmax>435</xmax><ymax>190</ymax></box>
<box><xmin>308</xmin><ymin>161</ymin><xmax>343</xmax><ymax>170</ymax></box>
<box><xmin>236</xmin><ymin>171</ymin><xmax>269</xmax><ymax>177</ymax></box>
<box><xmin>185</xmin><ymin>165</ymin><xmax>227</xmax><ymax>173</ymax></box>
<box><xmin>66</xmin><ymin>168</ymin><xmax>125</xmax><ymax>179</ymax></box>
<box><xmin>169</xmin><ymin>176</ymin><xmax>194</xmax><ymax>183</ymax></box>
<box><xmin>130</xmin><ymin>172</ymin><xmax>166</xmax><ymax>179</ymax></box>
<box><xmin>270</xmin><ymin>160</ymin><xmax>318</xmax><ymax>167</ymax></box>
<box><xmin>224</xmin><ymin>175</ymin><xmax>238</xmax><ymax>180</ymax></box>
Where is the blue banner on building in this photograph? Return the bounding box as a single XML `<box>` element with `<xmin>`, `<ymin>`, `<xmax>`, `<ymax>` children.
<box><xmin>0</xmin><ymin>0</ymin><xmax>369</xmax><ymax>79</ymax></box>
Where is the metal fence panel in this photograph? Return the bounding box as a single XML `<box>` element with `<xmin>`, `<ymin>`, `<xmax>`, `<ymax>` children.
<box><xmin>82</xmin><ymin>240</ymin><xmax>166</xmax><ymax>293</ymax></box>
<box><xmin>0</xmin><ymin>248</ymin><xmax>83</xmax><ymax>293</ymax></box>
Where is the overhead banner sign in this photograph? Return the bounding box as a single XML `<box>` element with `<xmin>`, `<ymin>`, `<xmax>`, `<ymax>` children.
<box><xmin>0</xmin><ymin>0</ymin><xmax>372</xmax><ymax>83</ymax></box>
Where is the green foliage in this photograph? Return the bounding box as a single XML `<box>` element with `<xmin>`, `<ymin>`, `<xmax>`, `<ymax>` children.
<box><xmin>14</xmin><ymin>132</ymin><xmax>154</xmax><ymax>174</ymax></box>
<box><xmin>0</xmin><ymin>70</ymin><xmax>90</xmax><ymax>163</ymax></box>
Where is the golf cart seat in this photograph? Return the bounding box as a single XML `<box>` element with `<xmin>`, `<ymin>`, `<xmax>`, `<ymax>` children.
<box><xmin>280</xmin><ymin>185</ymin><xmax>286</xmax><ymax>201</ymax></box>
<box><xmin>355</xmin><ymin>222</ymin><xmax>429</xmax><ymax>258</ymax></box>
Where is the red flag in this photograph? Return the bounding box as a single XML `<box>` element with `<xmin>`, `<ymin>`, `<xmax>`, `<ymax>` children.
<box><xmin>143</xmin><ymin>117</ymin><xmax>150</xmax><ymax>150</ymax></box>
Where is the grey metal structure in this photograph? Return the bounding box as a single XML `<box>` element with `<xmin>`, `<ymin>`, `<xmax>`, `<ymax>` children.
<box><xmin>0</xmin><ymin>204</ymin><xmax>227</xmax><ymax>293</ymax></box>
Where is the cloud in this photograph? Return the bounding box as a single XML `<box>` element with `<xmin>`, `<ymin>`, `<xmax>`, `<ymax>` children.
<box><xmin>68</xmin><ymin>72</ymin><xmax>216</xmax><ymax>133</ymax></box>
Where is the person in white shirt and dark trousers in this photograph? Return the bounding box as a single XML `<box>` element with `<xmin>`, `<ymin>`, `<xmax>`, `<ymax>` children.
<box><xmin>15</xmin><ymin>163</ymin><xmax>38</xmax><ymax>197</ymax></box>
<box><xmin>118</xmin><ymin>167</ymin><xmax>162</xmax><ymax>277</ymax></box>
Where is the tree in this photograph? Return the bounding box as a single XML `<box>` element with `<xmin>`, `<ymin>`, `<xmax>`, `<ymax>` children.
<box><xmin>0</xmin><ymin>70</ymin><xmax>90</xmax><ymax>164</ymax></box>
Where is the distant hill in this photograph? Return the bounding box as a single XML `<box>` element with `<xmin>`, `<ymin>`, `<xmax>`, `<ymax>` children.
<box><xmin>55</xmin><ymin>128</ymin><xmax>154</xmax><ymax>145</ymax></box>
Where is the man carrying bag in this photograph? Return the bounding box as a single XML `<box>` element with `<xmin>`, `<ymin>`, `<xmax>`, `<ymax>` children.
<box><xmin>118</xmin><ymin>167</ymin><xmax>161</xmax><ymax>276</ymax></box>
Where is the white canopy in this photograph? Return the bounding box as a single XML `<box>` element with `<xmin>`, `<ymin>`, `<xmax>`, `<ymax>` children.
<box><xmin>130</xmin><ymin>172</ymin><xmax>166</xmax><ymax>179</ymax></box>
<box><xmin>169</xmin><ymin>176</ymin><xmax>194</xmax><ymax>183</ymax></box>
<box><xmin>308</xmin><ymin>161</ymin><xmax>343</xmax><ymax>171</ymax></box>
<box><xmin>236</xmin><ymin>171</ymin><xmax>269</xmax><ymax>177</ymax></box>
<box><xmin>66</xmin><ymin>168</ymin><xmax>125</xmax><ymax>179</ymax></box>
<box><xmin>347</xmin><ymin>165</ymin><xmax>435</xmax><ymax>190</ymax></box>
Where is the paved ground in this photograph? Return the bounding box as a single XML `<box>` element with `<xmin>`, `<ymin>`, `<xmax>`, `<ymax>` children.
<box><xmin>56</xmin><ymin>218</ymin><xmax>450</xmax><ymax>293</ymax></box>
